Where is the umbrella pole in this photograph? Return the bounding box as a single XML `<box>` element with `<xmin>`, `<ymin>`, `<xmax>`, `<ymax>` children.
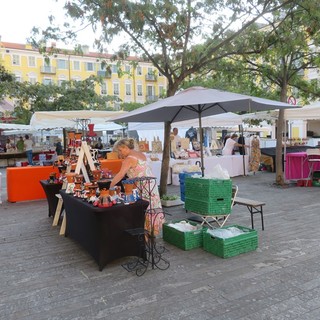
<box><xmin>239</xmin><ymin>124</ymin><xmax>246</xmax><ymax>176</ymax></box>
<box><xmin>198</xmin><ymin>113</ymin><xmax>205</xmax><ymax>177</ymax></box>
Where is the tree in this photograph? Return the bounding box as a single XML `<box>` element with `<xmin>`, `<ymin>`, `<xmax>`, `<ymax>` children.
<box><xmin>221</xmin><ymin>2</ymin><xmax>320</xmax><ymax>185</ymax></box>
<box><xmin>3</xmin><ymin>76</ymin><xmax>118</xmax><ymax>124</ymax></box>
<box><xmin>0</xmin><ymin>65</ymin><xmax>15</xmax><ymax>98</ymax></box>
<box><xmin>121</xmin><ymin>102</ymin><xmax>145</xmax><ymax>112</ymax></box>
<box><xmin>34</xmin><ymin>0</ymin><xmax>296</xmax><ymax>195</ymax></box>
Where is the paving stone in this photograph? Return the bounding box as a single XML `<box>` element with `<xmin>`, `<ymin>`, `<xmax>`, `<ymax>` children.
<box><xmin>2</xmin><ymin>169</ymin><xmax>320</xmax><ymax>319</ymax></box>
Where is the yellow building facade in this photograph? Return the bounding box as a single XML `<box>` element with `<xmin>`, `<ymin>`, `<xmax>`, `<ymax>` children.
<box><xmin>0</xmin><ymin>42</ymin><xmax>168</xmax><ymax>107</ymax></box>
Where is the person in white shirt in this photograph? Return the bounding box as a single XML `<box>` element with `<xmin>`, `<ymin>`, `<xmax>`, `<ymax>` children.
<box><xmin>172</xmin><ymin>127</ymin><xmax>181</xmax><ymax>149</ymax></box>
<box><xmin>24</xmin><ymin>134</ymin><xmax>34</xmax><ymax>165</ymax></box>
<box><xmin>222</xmin><ymin>133</ymin><xmax>248</xmax><ymax>156</ymax></box>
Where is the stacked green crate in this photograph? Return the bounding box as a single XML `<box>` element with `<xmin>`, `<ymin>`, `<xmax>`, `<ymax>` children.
<box><xmin>185</xmin><ymin>177</ymin><xmax>232</xmax><ymax>215</ymax></box>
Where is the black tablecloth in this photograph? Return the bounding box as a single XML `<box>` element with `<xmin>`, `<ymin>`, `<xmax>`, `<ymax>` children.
<box><xmin>60</xmin><ymin>191</ymin><xmax>149</xmax><ymax>271</ymax></box>
<box><xmin>40</xmin><ymin>180</ymin><xmax>63</xmax><ymax>217</ymax></box>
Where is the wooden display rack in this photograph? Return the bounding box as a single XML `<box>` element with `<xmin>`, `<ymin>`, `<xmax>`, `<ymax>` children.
<box><xmin>53</xmin><ymin>141</ymin><xmax>96</xmax><ymax>235</ymax></box>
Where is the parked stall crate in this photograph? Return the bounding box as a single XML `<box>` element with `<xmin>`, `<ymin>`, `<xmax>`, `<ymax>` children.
<box><xmin>179</xmin><ymin>172</ymin><xmax>201</xmax><ymax>202</ymax></box>
<box><xmin>163</xmin><ymin>219</ymin><xmax>203</xmax><ymax>250</ymax></box>
<box><xmin>203</xmin><ymin>225</ymin><xmax>258</xmax><ymax>258</ymax></box>
<box><xmin>185</xmin><ymin>177</ymin><xmax>232</xmax><ymax>214</ymax></box>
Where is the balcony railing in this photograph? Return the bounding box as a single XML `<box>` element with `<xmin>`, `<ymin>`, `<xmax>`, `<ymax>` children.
<box><xmin>97</xmin><ymin>70</ymin><xmax>112</xmax><ymax>78</ymax></box>
<box><xmin>145</xmin><ymin>74</ymin><xmax>157</xmax><ymax>81</ymax></box>
<box><xmin>40</xmin><ymin>66</ymin><xmax>56</xmax><ymax>74</ymax></box>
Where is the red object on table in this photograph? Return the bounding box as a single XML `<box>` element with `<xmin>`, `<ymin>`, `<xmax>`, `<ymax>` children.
<box><xmin>285</xmin><ymin>152</ymin><xmax>320</xmax><ymax>180</ymax></box>
<box><xmin>7</xmin><ymin>166</ymin><xmax>59</xmax><ymax>202</ymax></box>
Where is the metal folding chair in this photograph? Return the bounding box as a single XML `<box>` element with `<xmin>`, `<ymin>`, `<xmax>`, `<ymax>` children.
<box><xmin>306</xmin><ymin>149</ymin><xmax>320</xmax><ymax>180</ymax></box>
<box><xmin>190</xmin><ymin>185</ymin><xmax>238</xmax><ymax>228</ymax></box>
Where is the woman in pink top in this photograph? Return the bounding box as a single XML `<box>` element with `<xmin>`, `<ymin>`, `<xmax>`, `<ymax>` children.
<box><xmin>110</xmin><ymin>138</ymin><xmax>164</xmax><ymax>235</ymax></box>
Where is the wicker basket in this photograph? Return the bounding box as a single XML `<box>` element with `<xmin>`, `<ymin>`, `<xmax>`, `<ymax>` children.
<box><xmin>203</xmin><ymin>225</ymin><xmax>258</xmax><ymax>258</ymax></box>
<box><xmin>163</xmin><ymin>220</ymin><xmax>203</xmax><ymax>250</ymax></box>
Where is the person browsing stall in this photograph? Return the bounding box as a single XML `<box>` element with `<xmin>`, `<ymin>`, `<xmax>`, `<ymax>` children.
<box><xmin>222</xmin><ymin>133</ymin><xmax>248</xmax><ymax>156</ymax></box>
<box><xmin>171</xmin><ymin>127</ymin><xmax>181</xmax><ymax>149</ymax></box>
<box><xmin>94</xmin><ymin>137</ymin><xmax>104</xmax><ymax>150</ymax></box>
<box><xmin>24</xmin><ymin>134</ymin><xmax>34</xmax><ymax>165</ymax></box>
<box><xmin>5</xmin><ymin>138</ymin><xmax>15</xmax><ymax>152</ymax></box>
<box><xmin>109</xmin><ymin>138</ymin><xmax>164</xmax><ymax>235</ymax></box>
<box><xmin>16</xmin><ymin>136</ymin><xmax>24</xmax><ymax>152</ymax></box>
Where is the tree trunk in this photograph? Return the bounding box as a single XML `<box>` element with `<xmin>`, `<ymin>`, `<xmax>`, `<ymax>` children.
<box><xmin>275</xmin><ymin>86</ymin><xmax>288</xmax><ymax>185</ymax></box>
<box><xmin>159</xmin><ymin>121</ymin><xmax>171</xmax><ymax>196</ymax></box>
<box><xmin>275</xmin><ymin>109</ymin><xmax>285</xmax><ymax>185</ymax></box>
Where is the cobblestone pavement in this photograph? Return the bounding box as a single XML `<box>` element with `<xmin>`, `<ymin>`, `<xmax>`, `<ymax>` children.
<box><xmin>1</xmin><ymin>168</ymin><xmax>320</xmax><ymax>319</ymax></box>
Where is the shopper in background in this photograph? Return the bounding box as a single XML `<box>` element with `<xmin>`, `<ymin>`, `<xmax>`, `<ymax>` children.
<box><xmin>16</xmin><ymin>136</ymin><xmax>24</xmax><ymax>152</ymax></box>
<box><xmin>24</xmin><ymin>134</ymin><xmax>34</xmax><ymax>165</ymax></box>
<box><xmin>222</xmin><ymin>133</ymin><xmax>248</xmax><ymax>156</ymax></box>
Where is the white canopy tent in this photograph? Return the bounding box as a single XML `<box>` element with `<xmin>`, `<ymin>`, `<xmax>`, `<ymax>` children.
<box><xmin>94</xmin><ymin>122</ymin><xmax>125</xmax><ymax>132</ymax></box>
<box><xmin>241</xmin><ymin>102</ymin><xmax>320</xmax><ymax>121</ymax></box>
<box><xmin>29</xmin><ymin>110</ymin><xmax>127</xmax><ymax>130</ymax></box>
<box><xmin>0</xmin><ymin>123</ymin><xmax>32</xmax><ymax>130</ymax></box>
<box><xmin>128</xmin><ymin>112</ymin><xmax>243</xmax><ymax>145</ymax></box>
<box><xmin>284</xmin><ymin>102</ymin><xmax>320</xmax><ymax>120</ymax></box>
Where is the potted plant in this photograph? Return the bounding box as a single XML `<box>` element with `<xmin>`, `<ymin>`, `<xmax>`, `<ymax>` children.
<box><xmin>161</xmin><ymin>194</ymin><xmax>183</xmax><ymax>207</ymax></box>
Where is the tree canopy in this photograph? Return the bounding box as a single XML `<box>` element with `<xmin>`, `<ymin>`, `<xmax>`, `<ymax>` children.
<box><xmin>32</xmin><ymin>0</ymin><xmax>318</xmax><ymax>193</ymax></box>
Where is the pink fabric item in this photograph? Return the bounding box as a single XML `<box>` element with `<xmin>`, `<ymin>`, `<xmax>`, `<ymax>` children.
<box><xmin>285</xmin><ymin>152</ymin><xmax>320</xmax><ymax>180</ymax></box>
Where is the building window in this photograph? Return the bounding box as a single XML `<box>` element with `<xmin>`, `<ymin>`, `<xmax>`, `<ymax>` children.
<box><xmin>14</xmin><ymin>74</ymin><xmax>22</xmax><ymax>82</ymax></box>
<box><xmin>73</xmin><ymin>61</ymin><xmax>80</xmax><ymax>71</ymax></box>
<box><xmin>125</xmin><ymin>65</ymin><xmax>131</xmax><ymax>73</ymax></box>
<box><xmin>43</xmin><ymin>78</ymin><xmax>53</xmax><ymax>85</ymax></box>
<box><xmin>28</xmin><ymin>73</ymin><xmax>37</xmax><ymax>84</ymax></box>
<box><xmin>57</xmin><ymin>59</ymin><xmax>68</xmax><ymax>70</ymax></box>
<box><xmin>137</xmin><ymin>84</ymin><xmax>143</xmax><ymax>96</ymax></box>
<box><xmin>125</xmin><ymin>84</ymin><xmax>131</xmax><ymax>95</ymax></box>
<box><xmin>12</xmin><ymin>54</ymin><xmax>20</xmax><ymax>66</ymax></box>
<box><xmin>159</xmin><ymin>85</ymin><xmax>164</xmax><ymax>97</ymax></box>
<box><xmin>113</xmin><ymin>83</ymin><xmax>120</xmax><ymax>95</ymax></box>
<box><xmin>112</xmin><ymin>64</ymin><xmax>118</xmax><ymax>74</ymax></box>
<box><xmin>136</xmin><ymin>66</ymin><xmax>142</xmax><ymax>75</ymax></box>
<box><xmin>58</xmin><ymin>76</ymin><xmax>67</xmax><ymax>86</ymax></box>
<box><xmin>28</xmin><ymin>56</ymin><xmax>36</xmax><ymax>67</ymax></box>
<box><xmin>147</xmin><ymin>67</ymin><xmax>153</xmax><ymax>75</ymax></box>
<box><xmin>101</xmin><ymin>82</ymin><xmax>107</xmax><ymax>95</ymax></box>
<box><xmin>86</xmin><ymin>62</ymin><xmax>94</xmax><ymax>71</ymax></box>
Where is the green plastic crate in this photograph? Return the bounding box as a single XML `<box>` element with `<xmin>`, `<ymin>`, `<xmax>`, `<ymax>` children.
<box><xmin>185</xmin><ymin>197</ymin><xmax>232</xmax><ymax>215</ymax></box>
<box><xmin>185</xmin><ymin>177</ymin><xmax>232</xmax><ymax>199</ymax></box>
<box><xmin>203</xmin><ymin>225</ymin><xmax>258</xmax><ymax>258</ymax></box>
<box><xmin>163</xmin><ymin>220</ymin><xmax>203</xmax><ymax>250</ymax></box>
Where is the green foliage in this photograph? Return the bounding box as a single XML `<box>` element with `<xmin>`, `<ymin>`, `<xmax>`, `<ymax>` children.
<box><xmin>30</xmin><ymin>0</ymin><xmax>296</xmax><ymax>97</ymax></box>
<box><xmin>121</xmin><ymin>102</ymin><xmax>145</xmax><ymax>111</ymax></box>
<box><xmin>161</xmin><ymin>194</ymin><xmax>179</xmax><ymax>201</ymax></box>
<box><xmin>0</xmin><ymin>65</ymin><xmax>15</xmax><ymax>98</ymax></box>
<box><xmin>2</xmin><ymin>77</ymin><xmax>119</xmax><ymax>123</ymax></box>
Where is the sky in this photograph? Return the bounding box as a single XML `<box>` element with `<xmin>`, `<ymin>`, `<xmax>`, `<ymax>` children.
<box><xmin>0</xmin><ymin>0</ymin><xmax>102</xmax><ymax>50</ymax></box>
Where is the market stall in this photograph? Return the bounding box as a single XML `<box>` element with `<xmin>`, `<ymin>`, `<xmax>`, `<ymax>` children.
<box><xmin>61</xmin><ymin>191</ymin><xmax>149</xmax><ymax>271</ymax></box>
<box><xmin>148</xmin><ymin>155</ymin><xmax>249</xmax><ymax>185</ymax></box>
<box><xmin>7</xmin><ymin>166</ymin><xmax>59</xmax><ymax>202</ymax></box>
